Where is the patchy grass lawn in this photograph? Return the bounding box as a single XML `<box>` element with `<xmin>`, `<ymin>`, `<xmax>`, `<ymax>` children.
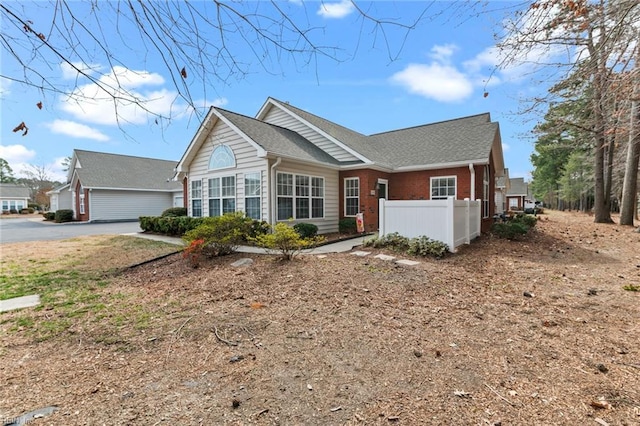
<box><xmin>1</xmin><ymin>213</ymin><xmax>639</xmax><ymax>425</ymax></box>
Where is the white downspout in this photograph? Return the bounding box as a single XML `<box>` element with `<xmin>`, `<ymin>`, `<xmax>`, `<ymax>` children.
<box><xmin>270</xmin><ymin>157</ymin><xmax>282</xmax><ymax>226</ymax></box>
<box><xmin>468</xmin><ymin>163</ymin><xmax>475</xmax><ymax>200</ymax></box>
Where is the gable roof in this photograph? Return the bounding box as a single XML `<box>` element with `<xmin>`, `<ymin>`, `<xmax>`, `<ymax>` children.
<box><xmin>0</xmin><ymin>183</ymin><xmax>30</xmax><ymax>199</ymax></box>
<box><xmin>71</xmin><ymin>150</ymin><xmax>182</xmax><ymax>191</ymax></box>
<box><xmin>507</xmin><ymin>178</ymin><xmax>528</xmax><ymax>196</ymax></box>
<box><xmin>180</xmin><ymin>97</ymin><xmax>506</xmax><ymax>174</ymax></box>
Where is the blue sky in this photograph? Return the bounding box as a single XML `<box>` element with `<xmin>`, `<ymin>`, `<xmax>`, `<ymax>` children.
<box><xmin>1</xmin><ymin>1</ymin><xmax>544</xmax><ymax>183</ymax></box>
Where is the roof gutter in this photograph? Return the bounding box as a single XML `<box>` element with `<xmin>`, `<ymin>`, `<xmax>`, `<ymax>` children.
<box><xmin>469</xmin><ymin>163</ymin><xmax>475</xmax><ymax>200</ymax></box>
<box><xmin>270</xmin><ymin>157</ymin><xmax>282</xmax><ymax>226</ymax></box>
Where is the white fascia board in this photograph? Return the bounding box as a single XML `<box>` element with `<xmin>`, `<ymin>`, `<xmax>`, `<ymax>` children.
<box><xmin>339</xmin><ymin>163</ymin><xmax>393</xmax><ymax>173</ymax></box>
<box><xmin>83</xmin><ymin>187</ymin><xmax>180</xmax><ymax>193</ymax></box>
<box><xmin>175</xmin><ymin>107</ymin><xmax>218</xmax><ymax>173</ymax></box>
<box><xmin>394</xmin><ymin>159</ymin><xmax>488</xmax><ymax>172</ymax></box>
<box><xmin>266</xmin><ymin>98</ymin><xmax>372</xmax><ymax>164</ymax></box>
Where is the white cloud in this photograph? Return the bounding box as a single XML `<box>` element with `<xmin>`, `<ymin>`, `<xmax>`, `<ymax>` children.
<box><xmin>45</xmin><ymin>120</ymin><xmax>110</xmax><ymax>142</ymax></box>
<box><xmin>391</xmin><ymin>63</ymin><xmax>473</xmax><ymax>103</ymax></box>
<box><xmin>0</xmin><ymin>76</ymin><xmax>11</xmax><ymax>96</ymax></box>
<box><xmin>0</xmin><ymin>144</ymin><xmax>36</xmax><ymax>163</ymax></box>
<box><xmin>60</xmin><ymin>66</ymin><xmax>178</xmax><ymax>126</ymax></box>
<box><xmin>317</xmin><ymin>0</ymin><xmax>354</xmax><ymax>19</ymax></box>
<box><xmin>430</xmin><ymin>44</ymin><xmax>458</xmax><ymax>64</ymax></box>
<box><xmin>502</xmin><ymin>143</ymin><xmax>510</xmax><ymax>152</ymax></box>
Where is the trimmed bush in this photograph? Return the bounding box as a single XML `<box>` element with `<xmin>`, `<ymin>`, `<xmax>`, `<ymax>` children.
<box><xmin>20</xmin><ymin>208</ymin><xmax>30</xmax><ymax>214</ymax></box>
<box><xmin>183</xmin><ymin>212</ymin><xmax>252</xmax><ymax>257</ymax></box>
<box><xmin>9</xmin><ymin>209</ymin><xmax>18</xmax><ymax>214</ymax></box>
<box><xmin>139</xmin><ymin>216</ymin><xmax>204</xmax><ymax>236</ymax></box>
<box><xmin>251</xmin><ymin>222</ymin><xmax>324</xmax><ymax>260</ymax></box>
<box><xmin>55</xmin><ymin>209</ymin><xmax>74</xmax><ymax>223</ymax></box>
<box><xmin>339</xmin><ymin>218</ymin><xmax>357</xmax><ymax>234</ymax></box>
<box><xmin>161</xmin><ymin>207</ymin><xmax>187</xmax><ymax>217</ymax></box>
<box><xmin>512</xmin><ymin>213</ymin><xmax>537</xmax><ymax>229</ymax></box>
<box><xmin>293</xmin><ymin>222</ymin><xmax>318</xmax><ymax>239</ymax></box>
<box><xmin>491</xmin><ymin>222</ymin><xmax>530</xmax><ymax>240</ymax></box>
<box><xmin>43</xmin><ymin>212</ymin><xmax>56</xmax><ymax>221</ymax></box>
<box><xmin>247</xmin><ymin>220</ymin><xmax>270</xmax><ymax>240</ymax></box>
<box><xmin>407</xmin><ymin>236</ymin><xmax>449</xmax><ymax>258</ymax></box>
<box><xmin>363</xmin><ymin>232</ymin><xmax>411</xmax><ymax>252</ymax></box>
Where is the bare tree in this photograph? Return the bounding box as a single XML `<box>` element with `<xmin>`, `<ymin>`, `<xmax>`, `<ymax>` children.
<box><xmin>496</xmin><ymin>0</ymin><xmax>640</xmax><ymax>223</ymax></box>
<box><xmin>0</xmin><ymin>1</ymin><xmax>430</xmax><ymax>125</ymax></box>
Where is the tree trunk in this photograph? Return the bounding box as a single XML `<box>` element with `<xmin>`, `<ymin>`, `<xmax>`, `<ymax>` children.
<box><xmin>620</xmin><ymin>56</ymin><xmax>640</xmax><ymax>225</ymax></box>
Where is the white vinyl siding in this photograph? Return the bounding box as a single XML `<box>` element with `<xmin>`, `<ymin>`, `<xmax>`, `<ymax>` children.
<box><xmin>89</xmin><ymin>190</ymin><xmax>174</xmax><ymax>221</ymax></box>
<box><xmin>262</xmin><ymin>106</ymin><xmax>360</xmax><ymax>162</ymax></box>
<box><xmin>187</xmin><ymin>120</ymin><xmax>268</xmax><ymax>219</ymax></box>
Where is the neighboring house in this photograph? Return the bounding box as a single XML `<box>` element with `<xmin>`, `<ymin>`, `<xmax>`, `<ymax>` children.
<box><xmin>0</xmin><ymin>183</ymin><xmax>30</xmax><ymax>213</ymax></box>
<box><xmin>495</xmin><ymin>168</ymin><xmax>510</xmax><ymax>214</ymax></box>
<box><xmin>67</xmin><ymin>149</ymin><xmax>183</xmax><ymax>222</ymax></box>
<box><xmin>506</xmin><ymin>177</ymin><xmax>529</xmax><ymax>211</ymax></box>
<box><xmin>175</xmin><ymin>97</ymin><xmax>506</xmax><ymax>233</ymax></box>
<box><xmin>46</xmin><ymin>183</ymin><xmax>73</xmax><ymax>212</ymax></box>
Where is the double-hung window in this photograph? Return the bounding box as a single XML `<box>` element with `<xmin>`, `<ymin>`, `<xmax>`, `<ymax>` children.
<box><xmin>344</xmin><ymin>177</ymin><xmax>359</xmax><ymax>216</ymax></box>
<box><xmin>191</xmin><ymin>180</ymin><xmax>202</xmax><ymax>217</ymax></box>
<box><xmin>208</xmin><ymin>176</ymin><xmax>235</xmax><ymax>217</ymax></box>
<box><xmin>430</xmin><ymin>176</ymin><xmax>456</xmax><ymax>200</ymax></box>
<box><xmin>244</xmin><ymin>172</ymin><xmax>261</xmax><ymax>220</ymax></box>
<box><xmin>277</xmin><ymin>172</ymin><xmax>324</xmax><ymax>220</ymax></box>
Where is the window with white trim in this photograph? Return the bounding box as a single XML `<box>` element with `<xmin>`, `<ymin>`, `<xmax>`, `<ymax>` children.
<box><xmin>209</xmin><ymin>144</ymin><xmax>236</xmax><ymax>170</ymax></box>
<box><xmin>344</xmin><ymin>177</ymin><xmax>359</xmax><ymax>216</ymax></box>
<box><xmin>1</xmin><ymin>200</ymin><xmax>7</xmax><ymax>211</ymax></box>
<box><xmin>430</xmin><ymin>176</ymin><xmax>456</xmax><ymax>200</ymax></box>
<box><xmin>482</xmin><ymin>165</ymin><xmax>490</xmax><ymax>218</ymax></box>
<box><xmin>191</xmin><ymin>180</ymin><xmax>202</xmax><ymax>217</ymax></box>
<box><xmin>244</xmin><ymin>172</ymin><xmax>261</xmax><ymax>220</ymax></box>
<box><xmin>79</xmin><ymin>193</ymin><xmax>85</xmax><ymax>214</ymax></box>
<box><xmin>277</xmin><ymin>172</ymin><xmax>324</xmax><ymax>220</ymax></box>
<box><xmin>208</xmin><ymin>176</ymin><xmax>236</xmax><ymax>217</ymax></box>
<box><xmin>509</xmin><ymin>198</ymin><xmax>518</xmax><ymax>209</ymax></box>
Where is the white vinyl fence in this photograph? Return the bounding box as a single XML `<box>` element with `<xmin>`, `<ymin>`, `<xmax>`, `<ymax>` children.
<box><xmin>378</xmin><ymin>197</ymin><xmax>481</xmax><ymax>252</ymax></box>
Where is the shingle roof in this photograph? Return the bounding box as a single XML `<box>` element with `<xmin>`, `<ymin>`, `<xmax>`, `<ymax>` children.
<box><xmin>216</xmin><ymin>108</ymin><xmax>342</xmax><ymax>165</ymax></box>
<box><xmin>73</xmin><ymin>150</ymin><xmax>182</xmax><ymax>191</ymax></box>
<box><xmin>0</xmin><ymin>183</ymin><xmax>30</xmax><ymax>198</ymax></box>
<box><xmin>507</xmin><ymin>178</ymin><xmax>528</xmax><ymax>195</ymax></box>
<box><xmin>267</xmin><ymin>99</ymin><xmax>499</xmax><ymax>169</ymax></box>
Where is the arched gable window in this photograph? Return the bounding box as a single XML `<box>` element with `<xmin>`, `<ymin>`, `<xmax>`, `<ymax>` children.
<box><xmin>209</xmin><ymin>144</ymin><xmax>236</xmax><ymax>170</ymax></box>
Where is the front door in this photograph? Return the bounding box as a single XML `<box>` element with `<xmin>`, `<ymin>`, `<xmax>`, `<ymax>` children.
<box><xmin>378</xmin><ymin>179</ymin><xmax>388</xmax><ymax>201</ymax></box>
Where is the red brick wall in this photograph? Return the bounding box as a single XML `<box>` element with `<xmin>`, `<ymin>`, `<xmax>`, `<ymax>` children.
<box><xmin>339</xmin><ymin>170</ymin><xmax>391</xmax><ymax>232</ymax></box>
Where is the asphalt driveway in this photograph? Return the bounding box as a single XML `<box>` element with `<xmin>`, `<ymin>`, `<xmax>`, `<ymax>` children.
<box><xmin>0</xmin><ymin>217</ymin><xmax>143</xmax><ymax>244</ymax></box>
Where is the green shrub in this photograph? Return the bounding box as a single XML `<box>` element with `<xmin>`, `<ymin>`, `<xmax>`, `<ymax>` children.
<box><xmin>247</xmin><ymin>220</ymin><xmax>270</xmax><ymax>240</ymax></box>
<box><xmin>54</xmin><ymin>209</ymin><xmax>74</xmax><ymax>223</ymax></box>
<box><xmin>491</xmin><ymin>222</ymin><xmax>530</xmax><ymax>239</ymax></box>
<box><xmin>20</xmin><ymin>208</ymin><xmax>30</xmax><ymax>214</ymax></box>
<box><xmin>251</xmin><ymin>222</ymin><xmax>324</xmax><ymax>260</ymax></box>
<box><xmin>183</xmin><ymin>212</ymin><xmax>251</xmax><ymax>257</ymax></box>
<box><xmin>407</xmin><ymin>236</ymin><xmax>449</xmax><ymax>258</ymax></box>
<box><xmin>293</xmin><ymin>222</ymin><xmax>318</xmax><ymax>239</ymax></box>
<box><xmin>363</xmin><ymin>232</ymin><xmax>411</xmax><ymax>252</ymax></box>
<box><xmin>512</xmin><ymin>213</ymin><xmax>537</xmax><ymax>228</ymax></box>
<box><xmin>9</xmin><ymin>209</ymin><xmax>18</xmax><ymax>214</ymax></box>
<box><xmin>339</xmin><ymin>218</ymin><xmax>357</xmax><ymax>234</ymax></box>
<box><xmin>43</xmin><ymin>212</ymin><xmax>56</xmax><ymax>221</ymax></box>
<box><xmin>161</xmin><ymin>207</ymin><xmax>187</xmax><ymax>217</ymax></box>
<box><xmin>28</xmin><ymin>203</ymin><xmax>39</xmax><ymax>210</ymax></box>
<box><xmin>139</xmin><ymin>216</ymin><xmax>204</xmax><ymax>236</ymax></box>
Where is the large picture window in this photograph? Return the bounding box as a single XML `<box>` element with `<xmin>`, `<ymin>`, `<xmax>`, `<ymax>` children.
<box><xmin>344</xmin><ymin>177</ymin><xmax>359</xmax><ymax>216</ymax></box>
<box><xmin>430</xmin><ymin>176</ymin><xmax>456</xmax><ymax>200</ymax></box>
<box><xmin>191</xmin><ymin>180</ymin><xmax>202</xmax><ymax>217</ymax></box>
<box><xmin>208</xmin><ymin>176</ymin><xmax>236</xmax><ymax>217</ymax></box>
<box><xmin>244</xmin><ymin>172</ymin><xmax>261</xmax><ymax>220</ymax></box>
<box><xmin>277</xmin><ymin>172</ymin><xmax>324</xmax><ymax>220</ymax></box>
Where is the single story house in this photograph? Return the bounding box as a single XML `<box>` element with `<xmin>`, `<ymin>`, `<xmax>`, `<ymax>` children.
<box><xmin>66</xmin><ymin>149</ymin><xmax>183</xmax><ymax>222</ymax></box>
<box><xmin>0</xmin><ymin>183</ymin><xmax>30</xmax><ymax>213</ymax></box>
<box><xmin>46</xmin><ymin>183</ymin><xmax>72</xmax><ymax>212</ymax></box>
<box><xmin>174</xmin><ymin>97</ymin><xmax>506</xmax><ymax>233</ymax></box>
<box><xmin>506</xmin><ymin>177</ymin><xmax>529</xmax><ymax>211</ymax></box>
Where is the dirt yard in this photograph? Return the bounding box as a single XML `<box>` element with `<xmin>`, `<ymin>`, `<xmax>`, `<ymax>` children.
<box><xmin>1</xmin><ymin>210</ymin><xmax>639</xmax><ymax>425</ymax></box>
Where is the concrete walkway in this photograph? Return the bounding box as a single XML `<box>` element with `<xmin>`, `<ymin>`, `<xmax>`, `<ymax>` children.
<box><xmin>0</xmin><ymin>295</ymin><xmax>41</xmax><ymax>313</ymax></box>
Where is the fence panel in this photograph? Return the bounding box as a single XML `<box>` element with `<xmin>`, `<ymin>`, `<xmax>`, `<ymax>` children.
<box><xmin>379</xmin><ymin>198</ymin><xmax>480</xmax><ymax>252</ymax></box>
